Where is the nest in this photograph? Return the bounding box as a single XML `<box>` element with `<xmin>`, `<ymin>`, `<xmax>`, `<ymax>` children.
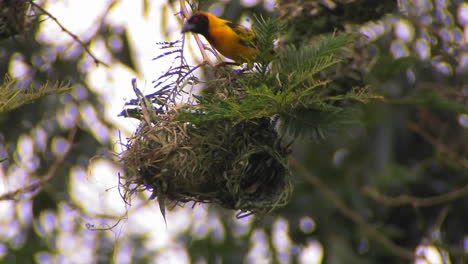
<box><xmin>121</xmin><ymin>108</ymin><xmax>292</xmax><ymax>216</ymax></box>
<box><xmin>0</xmin><ymin>0</ymin><xmax>33</xmax><ymax>39</ymax></box>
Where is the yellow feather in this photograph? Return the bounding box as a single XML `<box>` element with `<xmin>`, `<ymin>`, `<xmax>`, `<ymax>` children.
<box><xmin>193</xmin><ymin>12</ymin><xmax>257</xmax><ymax>63</ymax></box>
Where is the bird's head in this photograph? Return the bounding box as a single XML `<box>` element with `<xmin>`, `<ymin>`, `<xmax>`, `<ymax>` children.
<box><xmin>181</xmin><ymin>12</ymin><xmax>210</xmax><ymax>36</ymax></box>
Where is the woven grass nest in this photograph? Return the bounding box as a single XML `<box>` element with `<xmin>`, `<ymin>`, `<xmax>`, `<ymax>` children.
<box><xmin>121</xmin><ymin>108</ymin><xmax>292</xmax><ymax>216</ymax></box>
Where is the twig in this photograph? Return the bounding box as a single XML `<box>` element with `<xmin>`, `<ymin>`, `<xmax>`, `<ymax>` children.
<box><xmin>86</xmin><ymin>217</ymin><xmax>125</xmax><ymax>231</ymax></box>
<box><xmin>409</xmin><ymin>122</ymin><xmax>468</xmax><ymax>169</ymax></box>
<box><xmin>416</xmin><ymin>82</ymin><xmax>468</xmax><ymax>101</ymax></box>
<box><xmin>363</xmin><ymin>184</ymin><xmax>468</xmax><ymax>207</ymax></box>
<box><xmin>290</xmin><ymin>158</ymin><xmax>414</xmax><ymax>260</ymax></box>
<box><xmin>27</xmin><ymin>0</ymin><xmax>109</xmax><ymax>67</ymax></box>
<box><xmin>178</xmin><ymin>0</ymin><xmax>216</xmax><ymax>66</ymax></box>
<box><xmin>0</xmin><ymin>125</ymin><xmax>77</xmax><ymax>201</ymax></box>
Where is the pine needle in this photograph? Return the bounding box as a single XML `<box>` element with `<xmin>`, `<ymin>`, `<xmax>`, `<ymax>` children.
<box><xmin>0</xmin><ymin>74</ymin><xmax>71</xmax><ymax>113</ymax></box>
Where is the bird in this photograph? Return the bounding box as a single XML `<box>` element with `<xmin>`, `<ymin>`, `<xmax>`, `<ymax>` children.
<box><xmin>181</xmin><ymin>11</ymin><xmax>257</xmax><ymax>64</ymax></box>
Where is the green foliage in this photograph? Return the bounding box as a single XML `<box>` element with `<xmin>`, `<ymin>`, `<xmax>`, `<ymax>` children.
<box><xmin>251</xmin><ymin>15</ymin><xmax>282</xmax><ymax>67</ymax></box>
<box><xmin>276</xmin><ymin>106</ymin><xmax>362</xmax><ymax>139</ymax></box>
<box><xmin>131</xmin><ymin>1</ymin><xmax>468</xmax><ymax>264</ymax></box>
<box><xmin>400</xmin><ymin>89</ymin><xmax>468</xmax><ymax>114</ymax></box>
<box><xmin>369</xmin><ymin>55</ymin><xmax>416</xmax><ymax>82</ymax></box>
<box><xmin>101</xmin><ymin>24</ymin><xmax>139</xmax><ymax>74</ymax></box>
<box><xmin>0</xmin><ymin>74</ymin><xmax>71</xmax><ymax>113</ymax></box>
<box><xmin>177</xmin><ymin>19</ymin><xmax>378</xmax><ymax>138</ymax></box>
<box><xmin>2</xmin><ymin>0</ymin><xmax>467</xmax><ymax>263</ymax></box>
<box><xmin>277</xmin><ymin>33</ymin><xmax>354</xmax><ymax>77</ymax></box>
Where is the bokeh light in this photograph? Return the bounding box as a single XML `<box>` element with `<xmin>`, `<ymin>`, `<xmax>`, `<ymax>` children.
<box><xmin>8</xmin><ymin>53</ymin><xmax>30</xmax><ymax>78</ymax></box>
<box><xmin>246</xmin><ymin>229</ymin><xmax>271</xmax><ymax>264</ymax></box>
<box><xmin>414</xmin><ymin>245</ymin><xmax>445</xmax><ymax>264</ymax></box>
<box><xmin>415</xmin><ymin>38</ymin><xmax>431</xmax><ymax>60</ymax></box>
<box><xmin>35</xmin><ymin>252</ymin><xmax>54</xmax><ymax>264</ymax></box>
<box><xmin>241</xmin><ymin>0</ymin><xmax>261</xmax><ymax>8</ymax></box>
<box><xmin>0</xmin><ymin>243</ymin><xmax>7</xmax><ymax>259</ymax></box>
<box><xmin>299</xmin><ymin>240</ymin><xmax>323</xmax><ymax>264</ymax></box>
<box><xmin>395</xmin><ymin>19</ymin><xmax>415</xmax><ymax>42</ymax></box>
<box><xmin>51</xmin><ymin>136</ymin><xmax>69</xmax><ymax>155</ymax></box>
<box><xmin>273</xmin><ymin>218</ymin><xmax>292</xmax><ymax>264</ymax></box>
<box><xmin>458</xmin><ymin>3</ymin><xmax>468</xmax><ymax>25</ymax></box>
<box><xmin>299</xmin><ymin>216</ymin><xmax>316</xmax><ymax>234</ymax></box>
<box><xmin>391</xmin><ymin>40</ymin><xmax>410</xmax><ymax>58</ymax></box>
<box><xmin>458</xmin><ymin>114</ymin><xmax>468</xmax><ymax>128</ymax></box>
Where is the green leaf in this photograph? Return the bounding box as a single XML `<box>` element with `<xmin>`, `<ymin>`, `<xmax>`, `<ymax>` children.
<box><xmin>0</xmin><ymin>74</ymin><xmax>71</xmax><ymax>113</ymax></box>
<box><xmin>105</xmin><ymin>27</ymin><xmax>138</xmax><ymax>74</ymax></box>
<box><xmin>276</xmin><ymin>33</ymin><xmax>354</xmax><ymax>74</ymax></box>
<box><xmin>277</xmin><ymin>106</ymin><xmax>362</xmax><ymax>139</ymax></box>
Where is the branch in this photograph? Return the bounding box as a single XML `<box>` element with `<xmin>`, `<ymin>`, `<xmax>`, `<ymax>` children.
<box><xmin>290</xmin><ymin>158</ymin><xmax>414</xmax><ymax>260</ymax></box>
<box><xmin>409</xmin><ymin>122</ymin><xmax>468</xmax><ymax>169</ymax></box>
<box><xmin>0</xmin><ymin>125</ymin><xmax>77</xmax><ymax>201</ymax></box>
<box><xmin>363</xmin><ymin>184</ymin><xmax>468</xmax><ymax>207</ymax></box>
<box><xmin>416</xmin><ymin>82</ymin><xmax>468</xmax><ymax>101</ymax></box>
<box><xmin>28</xmin><ymin>0</ymin><xmax>109</xmax><ymax>67</ymax></box>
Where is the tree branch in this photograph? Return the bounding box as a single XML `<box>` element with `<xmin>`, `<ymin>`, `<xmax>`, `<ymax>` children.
<box><xmin>28</xmin><ymin>0</ymin><xmax>109</xmax><ymax>67</ymax></box>
<box><xmin>290</xmin><ymin>158</ymin><xmax>414</xmax><ymax>260</ymax></box>
<box><xmin>363</xmin><ymin>183</ymin><xmax>468</xmax><ymax>207</ymax></box>
<box><xmin>409</xmin><ymin>121</ymin><xmax>468</xmax><ymax>169</ymax></box>
<box><xmin>0</xmin><ymin>125</ymin><xmax>77</xmax><ymax>201</ymax></box>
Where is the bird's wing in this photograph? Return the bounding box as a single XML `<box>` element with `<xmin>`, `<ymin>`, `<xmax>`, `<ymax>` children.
<box><xmin>226</xmin><ymin>22</ymin><xmax>257</xmax><ymax>48</ymax></box>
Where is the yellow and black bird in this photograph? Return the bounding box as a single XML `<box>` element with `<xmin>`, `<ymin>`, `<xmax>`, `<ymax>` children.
<box><xmin>181</xmin><ymin>11</ymin><xmax>257</xmax><ymax>63</ymax></box>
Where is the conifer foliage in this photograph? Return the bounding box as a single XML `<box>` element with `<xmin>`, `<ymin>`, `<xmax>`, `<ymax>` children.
<box><xmin>121</xmin><ymin>16</ymin><xmax>377</xmax><ymax>217</ymax></box>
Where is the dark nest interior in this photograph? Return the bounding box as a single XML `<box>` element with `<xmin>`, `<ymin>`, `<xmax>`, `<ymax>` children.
<box><xmin>121</xmin><ymin>107</ymin><xmax>293</xmax><ymax>216</ymax></box>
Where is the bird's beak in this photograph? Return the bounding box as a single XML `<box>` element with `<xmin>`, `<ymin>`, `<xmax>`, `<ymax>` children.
<box><xmin>181</xmin><ymin>22</ymin><xmax>194</xmax><ymax>33</ymax></box>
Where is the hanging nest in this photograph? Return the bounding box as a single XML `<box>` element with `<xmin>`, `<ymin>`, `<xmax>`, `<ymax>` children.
<box><xmin>121</xmin><ymin>107</ymin><xmax>292</xmax><ymax>216</ymax></box>
<box><xmin>0</xmin><ymin>0</ymin><xmax>34</xmax><ymax>39</ymax></box>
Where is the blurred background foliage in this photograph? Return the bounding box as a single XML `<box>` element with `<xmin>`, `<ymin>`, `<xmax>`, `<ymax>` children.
<box><xmin>0</xmin><ymin>0</ymin><xmax>467</xmax><ymax>264</ymax></box>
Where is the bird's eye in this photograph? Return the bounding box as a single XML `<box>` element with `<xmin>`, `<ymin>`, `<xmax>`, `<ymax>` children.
<box><xmin>192</xmin><ymin>16</ymin><xmax>198</xmax><ymax>23</ymax></box>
